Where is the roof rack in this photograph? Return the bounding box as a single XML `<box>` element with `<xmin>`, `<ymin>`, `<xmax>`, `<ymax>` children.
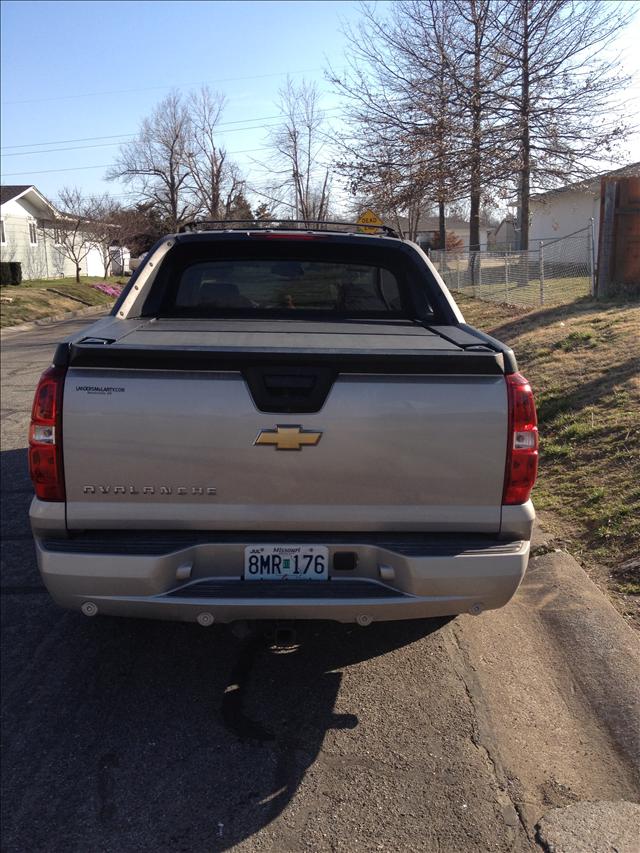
<box><xmin>178</xmin><ymin>219</ymin><xmax>400</xmax><ymax>238</ymax></box>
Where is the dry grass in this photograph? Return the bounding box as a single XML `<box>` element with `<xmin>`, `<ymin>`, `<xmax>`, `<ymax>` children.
<box><xmin>0</xmin><ymin>277</ymin><xmax>123</xmax><ymax>327</ymax></box>
<box><xmin>458</xmin><ymin>293</ymin><xmax>640</xmax><ymax>624</ymax></box>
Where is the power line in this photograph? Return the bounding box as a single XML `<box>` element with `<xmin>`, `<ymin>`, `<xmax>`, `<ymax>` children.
<box><xmin>2</xmin><ymin>123</ymin><xmax>285</xmax><ymax>157</ymax></box>
<box><xmin>4</xmin><ymin>141</ymin><xmax>138</xmax><ymax>158</ymax></box>
<box><xmin>3</xmin><ymin>67</ymin><xmax>342</xmax><ymax>106</ymax></box>
<box><xmin>0</xmin><ymin>109</ymin><xmax>344</xmax><ymax>152</ymax></box>
<box><xmin>1</xmin><ymin>133</ymin><xmax>136</xmax><ymax>151</ymax></box>
<box><xmin>1</xmin><ymin>146</ymin><xmax>274</xmax><ymax>177</ymax></box>
<box><xmin>2</xmin><ymin>163</ymin><xmax>114</xmax><ymax>177</ymax></box>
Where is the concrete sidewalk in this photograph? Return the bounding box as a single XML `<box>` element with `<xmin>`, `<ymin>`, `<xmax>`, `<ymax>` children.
<box><xmin>455</xmin><ymin>535</ymin><xmax>640</xmax><ymax>848</ymax></box>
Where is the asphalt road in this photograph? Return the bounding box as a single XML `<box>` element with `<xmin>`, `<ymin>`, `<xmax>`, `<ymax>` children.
<box><xmin>1</xmin><ymin>317</ymin><xmax>638</xmax><ymax>853</ymax></box>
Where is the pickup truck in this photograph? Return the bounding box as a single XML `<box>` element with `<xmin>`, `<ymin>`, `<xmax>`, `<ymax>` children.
<box><xmin>28</xmin><ymin>221</ymin><xmax>538</xmax><ymax>626</ymax></box>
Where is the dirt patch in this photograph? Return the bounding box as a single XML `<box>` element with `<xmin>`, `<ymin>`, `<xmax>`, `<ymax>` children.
<box><xmin>458</xmin><ymin>294</ymin><xmax>640</xmax><ymax>625</ymax></box>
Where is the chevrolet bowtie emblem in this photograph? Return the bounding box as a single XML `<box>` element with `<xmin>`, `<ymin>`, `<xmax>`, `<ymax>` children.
<box><xmin>254</xmin><ymin>425</ymin><xmax>322</xmax><ymax>451</ymax></box>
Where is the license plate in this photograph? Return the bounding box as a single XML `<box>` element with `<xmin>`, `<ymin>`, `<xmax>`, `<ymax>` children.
<box><xmin>244</xmin><ymin>545</ymin><xmax>329</xmax><ymax>580</ymax></box>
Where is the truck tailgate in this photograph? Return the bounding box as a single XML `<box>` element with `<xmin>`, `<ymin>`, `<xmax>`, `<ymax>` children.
<box><xmin>61</xmin><ymin>320</ymin><xmax>508</xmax><ymax>533</ymax></box>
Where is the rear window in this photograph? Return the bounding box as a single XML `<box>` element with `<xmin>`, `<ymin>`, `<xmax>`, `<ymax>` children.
<box><xmin>164</xmin><ymin>259</ymin><xmax>405</xmax><ymax>317</ymax></box>
<box><xmin>133</xmin><ymin>236</ymin><xmax>448</xmax><ymax>321</ymax></box>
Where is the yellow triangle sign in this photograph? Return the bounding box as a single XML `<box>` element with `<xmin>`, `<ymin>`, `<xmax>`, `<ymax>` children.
<box><xmin>357</xmin><ymin>209</ymin><xmax>384</xmax><ymax>234</ymax></box>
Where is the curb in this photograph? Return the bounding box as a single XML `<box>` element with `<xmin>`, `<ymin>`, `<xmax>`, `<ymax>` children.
<box><xmin>536</xmin><ymin>801</ymin><xmax>640</xmax><ymax>853</ymax></box>
<box><xmin>0</xmin><ymin>304</ymin><xmax>110</xmax><ymax>337</ymax></box>
<box><xmin>454</xmin><ymin>528</ymin><xmax>640</xmax><ymax>846</ymax></box>
<box><xmin>528</xmin><ymin>548</ymin><xmax>640</xmax><ymax>773</ymax></box>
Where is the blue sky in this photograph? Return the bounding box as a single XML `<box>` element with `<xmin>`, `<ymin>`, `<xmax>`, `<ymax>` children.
<box><xmin>1</xmin><ymin>0</ymin><xmax>366</xmax><ymax>204</ymax></box>
<box><xmin>1</xmin><ymin>0</ymin><xmax>639</xmax><ymax>211</ymax></box>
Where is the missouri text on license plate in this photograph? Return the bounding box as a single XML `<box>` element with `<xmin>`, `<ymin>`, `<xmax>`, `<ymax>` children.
<box><xmin>244</xmin><ymin>546</ymin><xmax>329</xmax><ymax>580</ymax></box>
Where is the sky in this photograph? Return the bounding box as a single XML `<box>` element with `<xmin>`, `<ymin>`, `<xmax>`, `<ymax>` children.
<box><xmin>1</xmin><ymin>0</ymin><xmax>639</xmax><ymax>214</ymax></box>
<box><xmin>0</xmin><ymin>0</ymin><xmax>367</xmax><ymax>207</ymax></box>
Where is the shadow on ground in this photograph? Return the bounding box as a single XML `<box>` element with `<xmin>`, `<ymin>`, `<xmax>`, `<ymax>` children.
<box><xmin>535</xmin><ymin>356</ymin><xmax>640</xmax><ymax>423</ymax></box>
<box><xmin>485</xmin><ymin>297</ymin><xmax>627</xmax><ymax>342</ymax></box>
<box><xmin>1</xmin><ymin>445</ymin><xmax>450</xmax><ymax>851</ymax></box>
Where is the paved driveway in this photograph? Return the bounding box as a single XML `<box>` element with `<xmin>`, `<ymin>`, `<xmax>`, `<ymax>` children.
<box><xmin>1</xmin><ymin>318</ymin><xmax>637</xmax><ymax>853</ymax></box>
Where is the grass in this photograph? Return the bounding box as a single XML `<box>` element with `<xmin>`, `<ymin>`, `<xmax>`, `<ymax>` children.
<box><xmin>0</xmin><ymin>276</ymin><xmax>124</xmax><ymax>327</ymax></box>
<box><xmin>457</xmin><ymin>292</ymin><xmax>640</xmax><ymax>624</ymax></box>
<box><xmin>553</xmin><ymin>329</ymin><xmax>594</xmax><ymax>351</ymax></box>
<box><xmin>447</xmin><ymin>276</ymin><xmax>591</xmax><ymax>309</ymax></box>
<box><xmin>435</xmin><ymin>257</ymin><xmax>591</xmax><ymax>309</ymax></box>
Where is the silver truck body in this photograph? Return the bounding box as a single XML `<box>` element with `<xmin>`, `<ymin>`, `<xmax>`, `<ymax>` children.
<box><xmin>29</xmin><ymin>227</ymin><xmax>536</xmax><ymax>624</ymax></box>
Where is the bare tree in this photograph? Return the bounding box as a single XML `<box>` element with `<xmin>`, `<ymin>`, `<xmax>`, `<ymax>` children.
<box><xmin>347</xmin><ymin>146</ymin><xmax>430</xmax><ymax>240</ymax></box>
<box><xmin>220</xmin><ymin>163</ymin><xmax>250</xmax><ymax>219</ymax></box>
<box><xmin>423</xmin><ymin>0</ymin><xmax>464</xmax><ymax>249</ymax></box>
<box><xmin>495</xmin><ymin>0</ymin><xmax>634</xmax><ymax>249</ymax></box>
<box><xmin>441</xmin><ymin>0</ymin><xmax>515</xmax><ymax>252</ymax></box>
<box><xmin>253</xmin><ymin>202</ymin><xmax>275</xmax><ymax>224</ymax></box>
<box><xmin>185</xmin><ymin>87</ymin><xmax>247</xmax><ymax>219</ymax></box>
<box><xmin>109</xmin><ymin>202</ymin><xmax>172</xmax><ymax>256</ymax></box>
<box><xmin>329</xmin><ymin>1</ymin><xmax>476</xmax><ymax>246</ymax></box>
<box><xmin>339</xmin><ymin>0</ymin><xmax>634</xmax><ymax>253</ymax></box>
<box><xmin>107</xmin><ymin>92</ymin><xmax>195</xmax><ymax>231</ymax></box>
<box><xmin>84</xmin><ymin>194</ymin><xmax>122</xmax><ymax>278</ymax></box>
<box><xmin>108</xmin><ymin>88</ymin><xmax>249</xmax><ymax>228</ymax></box>
<box><xmin>48</xmin><ymin>188</ymin><xmax>98</xmax><ymax>283</ymax></box>
<box><xmin>267</xmin><ymin>78</ymin><xmax>331</xmax><ymax>222</ymax></box>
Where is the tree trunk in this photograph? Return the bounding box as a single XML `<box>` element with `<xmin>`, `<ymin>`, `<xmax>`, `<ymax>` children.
<box><xmin>470</xmin><ymin>189</ymin><xmax>481</xmax><ymax>252</ymax></box>
<box><xmin>75</xmin><ymin>265</ymin><xmax>81</xmax><ymax>284</ymax></box>
<box><xmin>438</xmin><ymin>200</ymin><xmax>446</xmax><ymax>250</ymax></box>
<box><xmin>519</xmin><ymin>0</ymin><xmax>531</xmax><ymax>251</ymax></box>
<box><xmin>469</xmin><ymin>10</ymin><xmax>482</xmax><ymax>254</ymax></box>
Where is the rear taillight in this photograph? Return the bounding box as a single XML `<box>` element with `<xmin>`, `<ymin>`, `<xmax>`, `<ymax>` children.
<box><xmin>503</xmin><ymin>372</ymin><xmax>538</xmax><ymax>505</ymax></box>
<box><xmin>29</xmin><ymin>366</ymin><xmax>66</xmax><ymax>501</ymax></box>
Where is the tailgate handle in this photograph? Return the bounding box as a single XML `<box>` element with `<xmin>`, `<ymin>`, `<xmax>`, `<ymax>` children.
<box><xmin>263</xmin><ymin>374</ymin><xmax>316</xmax><ymax>392</ymax></box>
<box><xmin>243</xmin><ymin>365</ymin><xmax>336</xmax><ymax>413</ymax></box>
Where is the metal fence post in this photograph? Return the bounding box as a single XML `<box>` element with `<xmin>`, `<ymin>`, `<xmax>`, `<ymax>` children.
<box><xmin>504</xmin><ymin>252</ymin><xmax>509</xmax><ymax>302</ymax></box>
<box><xmin>539</xmin><ymin>241</ymin><xmax>545</xmax><ymax>305</ymax></box>
<box><xmin>589</xmin><ymin>217</ymin><xmax>596</xmax><ymax>296</ymax></box>
<box><xmin>478</xmin><ymin>252</ymin><xmax>482</xmax><ymax>291</ymax></box>
<box><xmin>457</xmin><ymin>254</ymin><xmax>461</xmax><ymax>291</ymax></box>
<box><xmin>471</xmin><ymin>253</ymin><xmax>477</xmax><ymax>298</ymax></box>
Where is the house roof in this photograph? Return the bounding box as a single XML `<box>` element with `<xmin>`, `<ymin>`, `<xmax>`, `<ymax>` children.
<box><xmin>0</xmin><ymin>185</ymin><xmax>33</xmax><ymax>205</ymax></box>
<box><xmin>0</xmin><ymin>184</ymin><xmax>61</xmax><ymax>217</ymax></box>
<box><xmin>531</xmin><ymin>162</ymin><xmax>640</xmax><ymax>201</ymax></box>
<box><xmin>396</xmin><ymin>214</ymin><xmax>490</xmax><ymax>233</ymax></box>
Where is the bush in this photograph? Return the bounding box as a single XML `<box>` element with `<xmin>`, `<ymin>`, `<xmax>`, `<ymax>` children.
<box><xmin>431</xmin><ymin>232</ymin><xmax>465</xmax><ymax>251</ymax></box>
<box><xmin>0</xmin><ymin>262</ymin><xmax>22</xmax><ymax>286</ymax></box>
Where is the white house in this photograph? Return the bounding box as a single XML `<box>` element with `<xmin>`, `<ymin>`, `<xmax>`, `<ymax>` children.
<box><xmin>109</xmin><ymin>246</ymin><xmax>131</xmax><ymax>276</ymax></box>
<box><xmin>0</xmin><ymin>185</ymin><xmax>120</xmax><ymax>280</ymax></box>
<box><xmin>488</xmin><ymin>215</ymin><xmax>517</xmax><ymax>250</ymax></box>
<box><xmin>396</xmin><ymin>215</ymin><xmax>491</xmax><ymax>251</ymax></box>
<box><xmin>529</xmin><ymin>162</ymin><xmax>640</xmax><ymax>255</ymax></box>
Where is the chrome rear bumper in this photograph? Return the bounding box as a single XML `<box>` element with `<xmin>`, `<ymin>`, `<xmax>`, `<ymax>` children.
<box><xmin>33</xmin><ymin>532</ymin><xmax>530</xmax><ymax>624</ymax></box>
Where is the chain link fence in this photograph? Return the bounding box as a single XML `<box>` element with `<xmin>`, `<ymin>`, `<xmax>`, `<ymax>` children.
<box><xmin>430</xmin><ymin>227</ymin><xmax>595</xmax><ymax>308</ymax></box>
